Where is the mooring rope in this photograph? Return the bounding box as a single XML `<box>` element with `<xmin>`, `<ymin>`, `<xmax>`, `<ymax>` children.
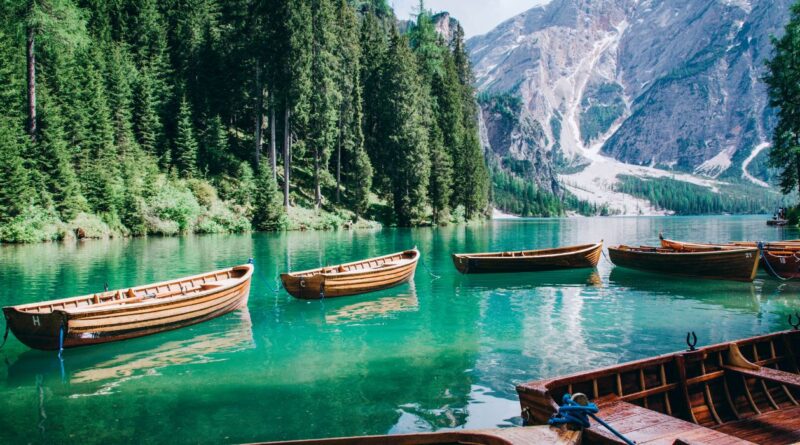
<box><xmin>549</xmin><ymin>393</ymin><xmax>634</xmax><ymax>445</ymax></box>
<box><xmin>248</xmin><ymin>258</ymin><xmax>281</xmax><ymax>293</ymax></box>
<box><xmin>757</xmin><ymin>242</ymin><xmax>793</xmax><ymax>281</ymax></box>
<box><xmin>418</xmin><ymin>256</ymin><xmax>441</xmax><ymax>280</ymax></box>
<box><xmin>57</xmin><ymin>322</ymin><xmax>65</xmax><ymax>361</ymax></box>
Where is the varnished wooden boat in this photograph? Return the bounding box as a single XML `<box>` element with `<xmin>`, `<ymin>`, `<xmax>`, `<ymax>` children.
<box><xmin>452</xmin><ymin>242</ymin><xmax>603</xmax><ymax>274</ymax></box>
<box><xmin>608</xmin><ymin>244</ymin><xmax>759</xmax><ymax>281</ymax></box>
<box><xmin>249</xmin><ymin>426</ymin><xmax>580</xmax><ymax>445</ymax></box>
<box><xmin>280</xmin><ymin>249</ymin><xmax>418</xmax><ymax>299</ymax></box>
<box><xmin>2</xmin><ymin>264</ymin><xmax>253</xmax><ymax>350</ymax></box>
<box><xmin>661</xmin><ymin>237</ymin><xmax>800</xmax><ymax>279</ymax></box>
<box><xmin>518</xmin><ymin>329</ymin><xmax>800</xmax><ymax>444</ymax></box>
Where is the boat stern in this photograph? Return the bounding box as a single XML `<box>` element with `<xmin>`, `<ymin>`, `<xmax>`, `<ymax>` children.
<box><xmin>451</xmin><ymin>254</ymin><xmax>469</xmax><ymax>274</ymax></box>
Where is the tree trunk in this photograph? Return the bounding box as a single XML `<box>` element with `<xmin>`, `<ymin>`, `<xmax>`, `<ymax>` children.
<box><xmin>336</xmin><ymin>113</ymin><xmax>342</xmax><ymax>204</ymax></box>
<box><xmin>27</xmin><ymin>24</ymin><xmax>36</xmax><ymax>141</ymax></box>
<box><xmin>270</xmin><ymin>102</ymin><xmax>277</xmax><ymax>182</ymax></box>
<box><xmin>284</xmin><ymin>108</ymin><xmax>291</xmax><ymax>210</ymax></box>
<box><xmin>254</xmin><ymin>66</ymin><xmax>263</xmax><ymax>165</ymax></box>
<box><xmin>314</xmin><ymin>148</ymin><xmax>321</xmax><ymax>208</ymax></box>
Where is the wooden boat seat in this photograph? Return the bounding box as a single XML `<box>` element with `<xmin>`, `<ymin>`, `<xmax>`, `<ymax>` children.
<box><xmin>592</xmin><ymin>396</ymin><xmax>755</xmax><ymax>444</ymax></box>
<box><xmin>723</xmin><ymin>365</ymin><xmax>800</xmax><ymax>390</ymax></box>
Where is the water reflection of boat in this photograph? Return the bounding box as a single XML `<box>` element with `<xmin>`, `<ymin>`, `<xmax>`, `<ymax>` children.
<box><xmin>6</xmin><ymin>309</ymin><xmax>254</xmax><ymax>389</ymax></box>
<box><xmin>609</xmin><ymin>267</ymin><xmax>760</xmax><ymax>311</ymax></box>
<box><xmin>251</xmin><ymin>426</ymin><xmax>580</xmax><ymax>444</ymax></box>
<box><xmin>459</xmin><ymin>268</ymin><xmax>602</xmax><ymax>289</ymax></box>
<box><xmin>324</xmin><ymin>282</ymin><xmax>419</xmax><ymax>324</ymax></box>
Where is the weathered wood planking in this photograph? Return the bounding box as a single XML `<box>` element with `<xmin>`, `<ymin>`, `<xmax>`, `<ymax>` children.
<box><xmin>518</xmin><ymin>330</ymin><xmax>800</xmax><ymax>444</ymax></box>
<box><xmin>2</xmin><ymin>264</ymin><xmax>253</xmax><ymax>350</ymax></box>
<box><xmin>280</xmin><ymin>249</ymin><xmax>419</xmax><ymax>299</ymax></box>
<box><xmin>451</xmin><ymin>242</ymin><xmax>602</xmax><ymax>274</ymax></box>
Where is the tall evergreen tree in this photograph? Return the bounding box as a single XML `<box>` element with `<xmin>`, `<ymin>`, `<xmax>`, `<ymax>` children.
<box><xmin>335</xmin><ymin>0</ymin><xmax>372</xmax><ymax>215</ymax></box>
<box><xmin>174</xmin><ymin>96</ymin><xmax>199</xmax><ymax>177</ymax></box>
<box><xmin>381</xmin><ymin>27</ymin><xmax>430</xmax><ymax>225</ymax></box>
<box><xmin>308</xmin><ymin>0</ymin><xmax>339</xmax><ymax>208</ymax></box>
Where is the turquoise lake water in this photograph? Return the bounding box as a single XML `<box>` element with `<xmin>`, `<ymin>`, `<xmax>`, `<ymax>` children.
<box><xmin>1</xmin><ymin>215</ymin><xmax>800</xmax><ymax>444</ymax></box>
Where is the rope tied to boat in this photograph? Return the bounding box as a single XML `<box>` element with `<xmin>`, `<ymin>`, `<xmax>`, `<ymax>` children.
<box><xmin>757</xmin><ymin>241</ymin><xmax>793</xmax><ymax>281</ymax></box>
<box><xmin>418</xmin><ymin>255</ymin><xmax>441</xmax><ymax>280</ymax></box>
<box><xmin>248</xmin><ymin>258</ymin><xmax>281</xmax><ymax>293</ymax></box>
<box><xmin>57</xmin><ymin>320</ymin><xmax>66</xmax><ymax>360</ymax></box>
<box><xmin>549</xmin><ymin>393</ymin><xmax>635</xmax><ymax>445</ymax></box>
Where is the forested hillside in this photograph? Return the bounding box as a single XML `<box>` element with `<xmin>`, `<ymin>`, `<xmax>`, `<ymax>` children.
<box><xmin>0</xmin><ymin>0</ymin><xmax>489</xmax><ymax>242</ymax></box>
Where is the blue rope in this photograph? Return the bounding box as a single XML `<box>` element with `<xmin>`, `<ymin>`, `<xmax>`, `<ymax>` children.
<box><xmin>249</xmin><ymin>258</ymin><xmax>281</xmax><ymax>293</ymax></box>
<box><xmin>57</xmin><ymin>323</ymin><xmax>65</xmax><ymax>360</ymax></box>
<box><xmin>757</xmin><ymin>242</ymin><xmax>792</xmax><ymax>281</ymax></box>
<box><xmin>549</xmin><ymin>394</ymin><xmax>635</xmax><ymax>445</ymax></box>
<box><xmin>418</xmin><ymin>256</ymin><xmax>440</xmax><ymax>280</ymax></box>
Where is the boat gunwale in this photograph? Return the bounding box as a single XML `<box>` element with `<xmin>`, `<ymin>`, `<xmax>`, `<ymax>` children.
<box><xmin>452</xmin><ymin>242</ymin><xmax>602</xmax><ymax>260</ymax></box>
<box><xmin>3</xmin><ymin>264</ymin><xmax>253</xmax><ymax>315</ymax></box>
<box><xmin>517</xmin><ymin>329</ymin><xmax>799</xmax><ymax>393</ymax></box>
<box><xmin>281</xmin><ymin>249</ymin><xmax>419</xmax><ymax>279</ymax></box>
<box><xmin>609</xmin><ymin>244</ymin><xmax>758</xmax><ymax>256</ymax></box>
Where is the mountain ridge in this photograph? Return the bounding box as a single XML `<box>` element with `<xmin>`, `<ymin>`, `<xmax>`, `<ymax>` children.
<box><xmin>466</xmin><ymin>0</ymin><xmax>790</xmax><ymax>214</ymax></box>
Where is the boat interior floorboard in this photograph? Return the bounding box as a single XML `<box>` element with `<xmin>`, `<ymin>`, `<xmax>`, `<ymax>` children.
<box><xmin>713</xmin><ymin>405</ymin><xmax>800</xmax><ymax>444</ymax></box>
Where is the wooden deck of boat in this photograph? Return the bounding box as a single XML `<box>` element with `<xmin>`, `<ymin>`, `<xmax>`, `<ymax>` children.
<box><xmin>713</xmin><ymin>405</ymin><xmax>800</xmax><ymax>444</ymax></box>
<box><xmin>518</xmin><ymin>330</ymin><xmax>800</xmax><ymax>445</ymax></box>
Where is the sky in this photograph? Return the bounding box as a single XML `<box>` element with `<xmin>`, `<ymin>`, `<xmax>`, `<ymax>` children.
<box><xmin>391</xmin><ymin>0</ymin><xmax>552</xmax><ymax>38</ymax></box>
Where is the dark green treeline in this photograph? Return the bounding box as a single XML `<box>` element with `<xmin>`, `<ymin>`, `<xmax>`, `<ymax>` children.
<box><xmin>0</xmin><ymin>0</ymin><xmax>489</xmax><ymax>242</ymax></box>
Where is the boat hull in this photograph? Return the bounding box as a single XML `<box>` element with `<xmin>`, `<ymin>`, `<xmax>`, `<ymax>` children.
<box><xmin>248</xmin><ymin>426</ymin><xmax>580</xmax><ymax>445</ymax></box>
<box><xmin>608</xmin><ymin>246</ymin><xmax>759</xmax><ymax>281</ymax></box>
<box><xmin>452</xmin><ymin>243</ymin><xmax>602</xmax><ymax>274</ymax></box>
<box><xmin>281</xmin><ymin>250</ymin><xmax>418</xmax><ymax>299</ymax></box>
<box><xmin>3</xmin><ymin>266</ymin><xmax>252</xmax><ymax>350</ymax></box>
<box><xmin>661</xmin><ymin>237</ymin><xmax>800</xmax><ymax>279</ymax></box>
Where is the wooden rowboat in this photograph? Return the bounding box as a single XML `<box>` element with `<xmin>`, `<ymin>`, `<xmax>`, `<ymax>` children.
<box><xmin>518</xmin><ymin>329</ymin><xmax>800</xmax><ymax>444</ymax></box>
<box><xmin>451</xmin><ymin>242</ymin><xmax>602</xmax><ymax>274</ymax></box>
<box><xmin>249</xmin><ymin>426</ymin><xmax>580</xmax><ymax>445</ymax></box>
<box><xmin>661</xmin><ymin>237</ymin><xmax>800</xmax><ymax>279</ymax></box>
<box><xmin>608</xmin><ymin>244</ymin><xmax>759</xmax><ymax>281</ymax></box>
<box><xmin>2</xmin><ymin>264</ymin><xmax>253</xmax><ymax>350</ymax></box>
<box><xmin>280</xmin><ymin>249</ymin><xmax>418</xmax><ymax>299</ymax></box>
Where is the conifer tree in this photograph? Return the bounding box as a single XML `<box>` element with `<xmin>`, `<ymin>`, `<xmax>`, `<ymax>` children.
<box><xmin>174</xmin><ymin>96</ymin><xmax>199</xmax><ymax>178</ymax></box>
<box><xmin>382</xmin><ymin>27</ymin><xmax>430</xmax><ymax>225</ymax></box>
<box><xmin>360</xmin><ymin>9</ymin><xmax>389</xmax><ymax>194</ymax></box>
<box><xmin>0</xmin><ymin>121</ymin><xmax>33</xmax><ymax>222</ymax></box>
<box><xmin>252</xmin><ymin>161</ymin><xmax>286</xmax><ymax>230</ymax></box>
<box><xmin>336</xmin><ymin>0</ymin><xmax>372</xmax><ymax>216</ymax></box>
<box><xmin>308</xmin><ymin>0</ymin><xmax>339</xmax><ymax>208</ymax></box>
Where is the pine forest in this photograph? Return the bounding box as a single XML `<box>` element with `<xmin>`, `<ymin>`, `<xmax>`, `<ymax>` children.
<box><xmin>0</xmin><ymin>0</ymin><xmax>490</xmax><ymax>242</ymax></box>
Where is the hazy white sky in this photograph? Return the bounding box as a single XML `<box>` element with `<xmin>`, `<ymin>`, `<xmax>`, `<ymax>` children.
<box><xmin>392</xmin><ymin>0</ymin><xmax>551</xmax><ymax>38</ymax></box>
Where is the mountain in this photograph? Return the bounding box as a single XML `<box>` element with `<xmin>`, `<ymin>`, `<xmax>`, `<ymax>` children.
<box><xmin>467</xmin><ymin>0</ymin><xmax>791</xmax><ymax>214</ymax></box>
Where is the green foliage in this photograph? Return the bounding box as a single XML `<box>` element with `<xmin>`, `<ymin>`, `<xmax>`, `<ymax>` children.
<box><xmin>174</xmin><ymin>97</ymin><xmax>198</xmax><ymax>178</ymax></box>
<box><xmin>615</xmin><ymin>175</ymin><xmax>786</xmax><ymax>214</ymax></box>
<box><xmin>0</xmin><ymin>0</ymin><xmax>495</xmax><ymax>241</ymax></box>
<box><xmin>252</xmin><ymin>162</ymin><xmax>287</xmax><ymax>230</ymax></box>
<box><xmin>0</xmin><ymin>205</ymin><xmax>63</xmax><ymax>243</ymax></box>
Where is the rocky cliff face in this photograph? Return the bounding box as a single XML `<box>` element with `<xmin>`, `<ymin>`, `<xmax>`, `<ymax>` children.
<box><xmin>467</xmin><ymin>0</ymin><xmax>790</xmax><ymax>211</ymax></box>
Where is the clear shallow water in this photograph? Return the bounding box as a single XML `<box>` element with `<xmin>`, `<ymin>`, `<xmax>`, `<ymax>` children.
<box><xmin>1</xmin><ymin>215</ymin><xmax>800</xmax><ymax>444</ymax></box>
